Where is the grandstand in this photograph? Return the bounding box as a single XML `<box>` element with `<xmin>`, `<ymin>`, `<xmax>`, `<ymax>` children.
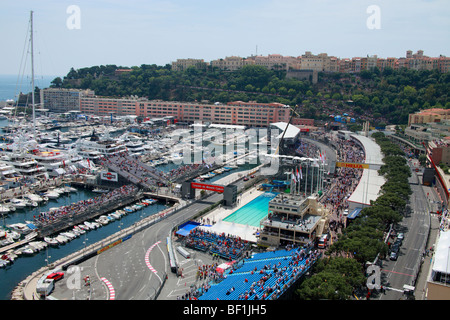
<box><xmin>185</xmin><ymin>228</ymin><xmax>251</xmax><ymax>261</ymax></box>
<box><xmin>196</xmin><ymin>246</ymin><xmax>320</xmax><ymax>300</ymax></box>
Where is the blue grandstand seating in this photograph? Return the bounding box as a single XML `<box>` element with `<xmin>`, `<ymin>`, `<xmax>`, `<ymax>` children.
<box><xmin>197</xmin><ymin>246</ymin><xmax>320</xmax><ymax>300</ymax></box>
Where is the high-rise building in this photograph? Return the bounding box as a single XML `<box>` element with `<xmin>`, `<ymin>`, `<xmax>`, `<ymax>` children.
<box><xmin>79</xmin><ymin>96</ymin><xmax>291</xmax><ymax>127</ymax></box>
<box><xmin>40</xmin><ymin>88</ymin><xmax>94</xmax><ymax>113</ymax></box>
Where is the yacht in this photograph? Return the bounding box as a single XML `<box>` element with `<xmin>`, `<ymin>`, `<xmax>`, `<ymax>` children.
<box><xmin>0</xmin><ymin>205</ymin><xmax>10</xmax><ymax>214</ymax></box>
<box><xmin>43</xmin><ymin>190</ymin><xmax>59</xmax><ymax>200</ymax></box>
<box><xmin>24</xmin><ymin>193</ymin><xmax>44</xmax><ymax>203</ymax></box>
<box><xmin>31</xmin><ymin>149</ymin><xmax>73</xmax><ymax>177</ymax></box>
<box><xmin>0</xmin><ymin>162</ymin><xmax>20</xmax><ymax>181</ymax></box>
<box><xmin>55</xmin><ymin>234</ymin><xmax>69</xmax><ymax>244</ymax></box>
<box><xmin>3</xmin><ymin>152</ymin><xmax>47</xmax><ymax>180</ymax></box>
<box><xmin>9</xmin><ymin>198</ymin><xmax>27</xmax><ymax>209</ymax></box>
<box><xmin>23</xmin><ymin>199</ymin><xmax>38</xmax><ymax>207</ymax></box>
<box><xmin>44</xmin><ymin>236</ymin><xmax>59</xmax><ymax>246</ymax></box>
<box><xmin>7</xmin><ymin>223</ymin><xmax>32</xmax><ymax>235</ymax></box>
<box><xmin>75</xmin><ymin>130</ymin><xmax>128</xmax><ymax>163</ymax></box>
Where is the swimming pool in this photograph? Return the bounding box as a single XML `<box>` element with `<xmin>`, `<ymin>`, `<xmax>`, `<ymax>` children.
<box><xmin>223</xmin><ymin>192</ymin><xmax>277</xmax><ymax>227</ymax></box>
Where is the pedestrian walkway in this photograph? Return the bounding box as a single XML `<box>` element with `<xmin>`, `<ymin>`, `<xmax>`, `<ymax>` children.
<box><xmin>414</xmin><ymin>212</ymin><xmax>440</xmax><ymax>300</ymax></box>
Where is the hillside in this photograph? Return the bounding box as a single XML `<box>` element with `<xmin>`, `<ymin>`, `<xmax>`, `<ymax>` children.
<box><xmin>50</xmin><ymin>64</ymin><xmax>450</xmax><ymax>126</ymax></box>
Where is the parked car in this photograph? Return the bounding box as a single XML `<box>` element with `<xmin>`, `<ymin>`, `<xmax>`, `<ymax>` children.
<box><xmin>46</xmin><ymin>272</ymin><xmax>64</xmax><ymax>281</ymax></box>
<box><xmin>397</xmin><ymin>233</ymin><xmax>404</xmax><ymax>240</ymax></box>
<box><xmin>390</xmin><ymin>242</ymin><xmax>400</xmax><ymax>254</ymax></box>
<box><xmin>390</xmin><ymin>250</ymin><xmax>398</xmax><ymax>261</ymax></box>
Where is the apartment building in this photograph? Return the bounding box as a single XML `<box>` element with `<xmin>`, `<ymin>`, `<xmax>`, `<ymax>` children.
<box><xmin>210</xmin><ymin>56</ymin><xmax>249</xmax><ymax>71</ymax></box>
<box><xmin>40</xmin><ymin>88</ymin><xmax>95</xmax><ymax>113</ymax></box>
<box><xmin>79</xmin><ymin>97</ymin><xmax>291</xmax><ymax>127</ymax></box>
<box><xmin>81</xmin><ymin>96</ymin><xmax>138</xmax><ymax>116</ymax></box>
<box><xmin>252</xmin><ymin>54</ymin><xmax>301</xmax><ymax>70</ymax></box>
<box><xmin>408</xmin><ymin>108</ymin><xmax>450</xmax><ymax>126</ymax></box>
<box><xmin>171</xmin><ymin>58</ymin><xmax>208</xmax><ymax>71</ymax></box>
<box><xmin>209</xmin><ymin>50</ymin><xmax>449</xmax><ymax>75</ymax></box>
<box><xmin>300</xmin><ymin>51</ymin><xmax>325</xmax><ymax>72</ymax></box>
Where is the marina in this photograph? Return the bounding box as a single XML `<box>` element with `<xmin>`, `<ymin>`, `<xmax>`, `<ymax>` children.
<box><xmin>0</xmin><ymin>112</ymin><xmax>262</xmax><ymax>299</ymax></box>
<box><xmin>0</xmin><ymin>185</ymin><xmax>169</xmax><ymax>300</ymax></box>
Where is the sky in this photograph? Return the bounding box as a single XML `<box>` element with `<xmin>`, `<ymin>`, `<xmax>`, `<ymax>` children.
<box><xmin>0</xmin><ymin>0</ymin><xmax>449</xmax><ymax>78</ymax></box>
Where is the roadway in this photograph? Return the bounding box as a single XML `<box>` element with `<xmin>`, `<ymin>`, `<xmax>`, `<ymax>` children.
<box><xmin>49</xmin><ymin>177</ymin><xmax>248</xmax><ymax>300</ymax></box>
<box><xmin>376</xmin><ymin>159</ymin><xmax>439</xmax><ymax>300</ymax></box>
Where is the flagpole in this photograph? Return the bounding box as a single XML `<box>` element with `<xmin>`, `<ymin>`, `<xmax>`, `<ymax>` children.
<box><xmin>316</xmin><ymin>162</ymin><xmax>320</xmax><ymax>194</ymax></box>
<box><xmin>305</xmin><ymin>161</ymin><xmax>308</xmax><ymax>197</ymax></box>
<box><xmin>290</xmin><ymin>174</ymin><xmax>293</xmax><ymax>194</ymax></box>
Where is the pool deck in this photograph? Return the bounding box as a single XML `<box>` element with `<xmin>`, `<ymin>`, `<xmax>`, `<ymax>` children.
<box><xmin>199</xmin><ymin>186</ymin><xmax>265</xmax><ymax>243</ymax></box>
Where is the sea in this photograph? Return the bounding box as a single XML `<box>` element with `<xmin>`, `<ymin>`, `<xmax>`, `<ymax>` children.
<box><xmin>0</xmin><ymin>74</ymin><xmax>56</xmax><ymax>102</ymax></box>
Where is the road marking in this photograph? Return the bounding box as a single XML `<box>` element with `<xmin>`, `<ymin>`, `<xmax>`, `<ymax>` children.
<box><xmin>145</xmin><ymin>241</ymin><xmax>161</xmax><ymax>274</ymax></box>
<box><xmin>101</xmin><ymin>277</ymin><xmax>115</xmax><ymax>300</ymax></box>
<box><xmin>385</xmin><ymin>286</ymin><xmax>404</xmax><ymax>293</ymax></box>
<box><xmin>381</xmin><ymin>269</ymin><xmax>414</xmax><ymax>277</ymax></box>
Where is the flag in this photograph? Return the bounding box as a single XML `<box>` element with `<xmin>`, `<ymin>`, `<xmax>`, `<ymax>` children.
<box><xmin>296</xmin><ymin>167</ymin><xmax>301</xmax><ymax>180</ymax></box>
<box><xmin>299</xmin><ymin>165</ymin><xmax>303</xmax><ymax>179</ymax></box>
<box><xmin>291</xmin><ymin>170</ymin><xmax>297</xmax><ymax>183</ymax></box>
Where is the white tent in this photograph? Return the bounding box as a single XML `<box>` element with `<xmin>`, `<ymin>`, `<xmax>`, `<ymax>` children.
<box><xmin>432</xmin><ymin>230</ymin><xmax>450</xmax><ymax>277</ymax></box>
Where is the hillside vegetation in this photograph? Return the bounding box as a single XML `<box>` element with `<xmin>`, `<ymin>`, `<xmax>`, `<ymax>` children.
<box><xmin>51</xmin><ymin>64</ymin><xmax>450</xmax><ymax>126</ymax></box>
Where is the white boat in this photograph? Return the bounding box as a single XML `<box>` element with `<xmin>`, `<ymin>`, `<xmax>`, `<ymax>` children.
<box><xmin>53</xmin><ymin>187</ymin><xmax>68</xmax><ymax>194</ymax></box>
<box><xmin>7</xmin><ymin>230</ymin><xmax>20</xmax><ymax>240</ymax></box>
<box><xmin>96</xmin><ymin>215</ymin><xmax>110</xmax><ymax>225</ymax></box>
<box><xmin>10</xmin><ymin>198</ymin><xmax>27</xmax><ymax>208</ymax></box>
<box><xmin>78</xmin><ymin>224</ymin><xmax>89</xmax><ymax>231</ymax></box>
<box><xmin>0</xmin><ymin>205</ymin><xmax>10</xmax><ymax>214</ymax></box>
<box><xmin>90</xmin><ymin>221</ymin><xmax>100</xmax><ymax>229</ymax></box>
<box><xmin>65</xmin><ymin>186</ymin><xmax>77</xmax><ymax>192</ymax></box>
<box><xmin>7</xmin><ymin>223</ymin><xmax>31</xmax><ymax>235</ymax></box>
<box><xmin>24</xmin><ymin>193</ymin><xmax>44</xmax><ymax>203</ymax></box>
<box><xmin>55</xmin><ymin>235</ymin><xmax>69</xmax><ymax>244</ymax></box>
<box><xmin>92</xmin><ymin>188</ymin><xmax>109</xmax><ymax>193</ymax></box>
<box><xmin>44</xmin><ymin>237</ymin><xmax>59</xmax><ymax>246</ymax></box>
<box><xmin>61</xmin><ymin>232</ymin><xmax>76</xmax><ymax>240</ymax></box>
<box><xmin>0</xmin><ymin>260</ymin><xmax>9</xmax><ymax>268</ymax></box>
<box><xmin>28</xmin><ymin>242</ymin><xmax>44</xmax><ymax>252</ymax></box>
<box><xmin>110</xmin><ymin>212</ymin><xmax>121</xmax><ymax>220</ymax></box>
<box><xmin>84</xmin><ymin>221</ymin><xmax>95</xmax><ymax>230</ymax></box>
<box><xmin>74</xmin><ymin>226</ymin><xmax>86</xmax><ymax>234</ymax></box>
<box><xmin>43</xmin><ymin>191</ymin><xmax>59</xmax><ymax>200</ymax></box>
<box><xmin>22</xmin><ymin>246</ymin><xmax>36</xmax><ymax>255</ymax></box>
<box><xmin>24</xmin><ymin>199</ymin><xmax>38</xmax><ymax>207</ymax></box>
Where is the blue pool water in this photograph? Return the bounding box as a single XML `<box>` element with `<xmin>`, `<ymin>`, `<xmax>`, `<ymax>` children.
<box><xmin>223</xmin><ymin>192</ymin><xmax>277</xmax><ymax>227</ymax></box>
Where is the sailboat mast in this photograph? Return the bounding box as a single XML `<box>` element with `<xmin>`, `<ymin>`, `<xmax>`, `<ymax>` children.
<box><xmin>30</xmin><ymin>10</ymin><xmax>36</xmax><ymax>140</ymax></box>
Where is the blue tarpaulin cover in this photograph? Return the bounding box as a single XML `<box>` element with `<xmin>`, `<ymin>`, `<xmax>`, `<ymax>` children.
<box><xmin>176</xmin><ymin>221</ymin><xmax>201</xmax><ymax>236</ymax></box>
